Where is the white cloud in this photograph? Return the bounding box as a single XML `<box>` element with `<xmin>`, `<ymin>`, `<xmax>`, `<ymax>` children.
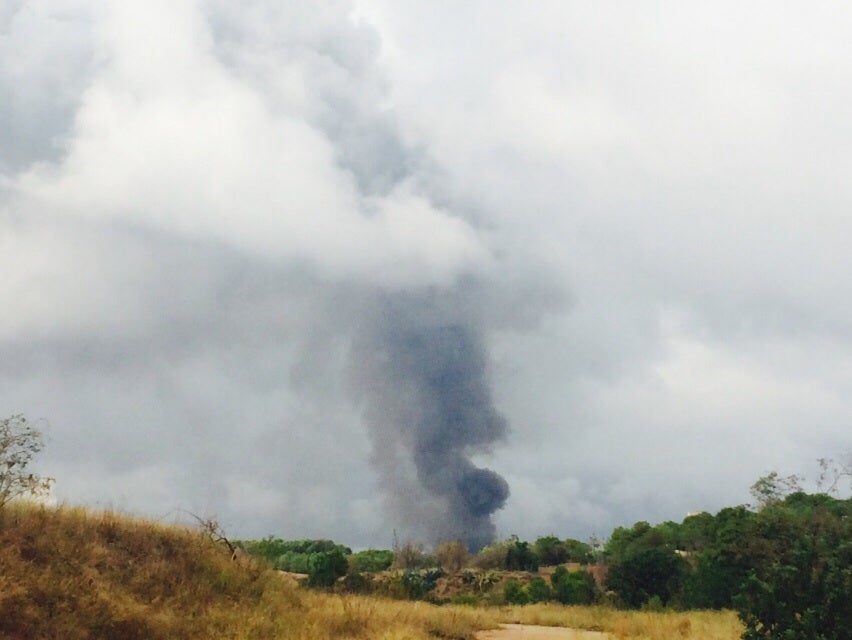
<box><xmin>9</xmin><ymin>1</ymin><xmax>490</xmax><ymax>292</ymax></box>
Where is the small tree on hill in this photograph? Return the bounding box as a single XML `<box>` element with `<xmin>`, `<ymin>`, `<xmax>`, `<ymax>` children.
<box><xmin>0</xmin><ymin>415</ymin><xmax>53</xmax><ymax>509</ymax></box>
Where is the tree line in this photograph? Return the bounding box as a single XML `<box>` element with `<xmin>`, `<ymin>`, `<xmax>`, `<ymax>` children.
<box><xmin>2</xmin><ymin>414</ymin><xmax>849</xmax><ymax>640</ymax></box>
<box><xmin>236</xmin><ymin>470</ymin><xmax>851</xmax><ymax>640</ymax></box>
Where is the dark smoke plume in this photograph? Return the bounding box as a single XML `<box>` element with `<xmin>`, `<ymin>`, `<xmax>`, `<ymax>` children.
<box><xmin>353</xmin><ymin>291</ymin><xmax>510</xmax><ymax>551</ymax></box>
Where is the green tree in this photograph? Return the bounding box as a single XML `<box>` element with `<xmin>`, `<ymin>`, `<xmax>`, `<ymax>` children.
<box><xmin>527</xmin><ymin>577</ymin><xmax>552</xmax><ymax>603</ymax></box>
<box><xmin>605</xmin><ymin>521</ymin><xmax>654</xmax><ymax>561</ymax></box>
<box><xmin>350</xmin><ymin>549</ymin><xmax>394</xmax><ymax>572</ymax></box>
<box><xmin>605</xmin><ymin>546</ymin><xmax>687</xmax><ymax>608</ymax></box>
<box><xmin>534</xmin><ymin>535</ymin><xmax>567</xmax><ymax>566</ymax></box>
<box><xmin>0</xmin><ymin>415</ymin><xmax>53</xmax><ymax>509</ymax></box>
<box><xmin>683</xmin><ymin>547</ymin><xmax>748</xmax><ymax>610</ymax></box>
<box><xmin>680</xmin><ymin>506</ymin><xmax>755</xmax><ymax>609</ymax></box>
<box><xmin>399</xmin><ymin>568</ymin><xmax>443</xmax><ymax>599</ymax></box>
<box><xmin>277</xmin><ymin>551</ymin><xmax>312</xmax><ymax>573</ymax></box>
<box><xmin>505</xmin><ymin>538</ymin><xmax>539</xmax><ymax>571</ymax></box>
<box><xmin>551</xmin><ymin>565</ymin><xmax>596</xmax><ymax>605</ymax></box>
<box><xmin>503</xmin><ymin>579</ymin><xmax>529</xmax><ymax>605</ymax></box>
<box><xmin>563</xmin><ymin>538</ymin><xmax>593</xmax><ymax>564</ymax></box>
<box><xmin>678</xmin><ymin>511</ymin><xmax>715</xmax><ymax>552</ymax></box>
<box><xmin>733</xmin><ymin>493</ymin><xmax>852</xmax><ymax>640</ymax></box>
<box><xmin>307</xmin><ymin>549</ymin><xmax>349</xmax><ymax>588</ymax></box>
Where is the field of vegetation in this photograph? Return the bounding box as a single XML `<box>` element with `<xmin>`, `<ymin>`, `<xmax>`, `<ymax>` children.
<box><xmin>0</xmin><ymin>502</ymin><xmax>746</xmax><ymax>640</ymax></box>
<box><xmin>0</xmin><ymin>502</ymin><xmax>491</xmax><ymax>639</ymax></box>
<box><xmin>236</xmin><ymin>479</ymin><xmax>852</xmax><ymax>640</ymax></box>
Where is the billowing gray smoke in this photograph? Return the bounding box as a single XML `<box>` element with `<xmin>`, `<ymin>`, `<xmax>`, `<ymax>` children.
<box><xmin>353</xmin><ymin>290</ymin><xmax>510</xmax><ymax>551</ymax></box>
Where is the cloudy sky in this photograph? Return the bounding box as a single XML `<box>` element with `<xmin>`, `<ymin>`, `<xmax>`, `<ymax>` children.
<box><xmin>3</xmin><ymin>0</ymin><xmax>851</xmax><ymax>549</ymax></box>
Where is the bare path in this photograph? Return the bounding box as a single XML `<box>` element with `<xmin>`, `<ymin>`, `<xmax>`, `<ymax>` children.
<box><xmin>475</xmin><ymin>623</ymin><xmax>611</xmax><ymax>640</ymax></box>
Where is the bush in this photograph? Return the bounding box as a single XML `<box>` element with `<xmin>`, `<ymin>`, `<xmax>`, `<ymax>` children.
<box><xmin>350</xmin><ymin>549</ymin><xmax>394</xmax><ymax>572</ymax></box>
<box><xmin>400</xmin><ymin>568</ymin><xmax>443</xmax><ymax>600</ymax></box>
<box><xmin>503</xmin><ymin>579</ymin><xmax>529</xmax><ymax>605</ymax></box>
<box><xmin>527</xmin><ymin>577</ymin><xmax>552</xmax><ymax>603</ymax></box>
<box><xmin>339</xmin><ymin>571</ymin><xmax>372</xmax><ymax>593</ymax></box>
<box><xmin>307</xmin><ymin>550</ymin><xmax>348</xmax><ymax>588</ymax></box>
<box><xmin>641</xmin><ymin>595</ymin><xmax>665</xmax><ymax>612</ymax></box>
<box><xmin>551</xmin><ymin>566</ymin><xmax>596</xmax><ymax>605</ymax></box>
<box><xmin>238</xmin><ymin>537</ymin><xmax>352</xmax><ymax>573</ymax></box>
<box><xmin>277</xmin><ymin>551</ymin><xmax>311</xmax><ymax>573</ymax></box>
<box><xmin>450</xmin><ymin>593</ymin><xmax>480</xmax><ymax>606</ymax></box>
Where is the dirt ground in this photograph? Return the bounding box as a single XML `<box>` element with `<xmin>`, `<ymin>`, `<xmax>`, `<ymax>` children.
<box><xmin>475</xmin><ymin>624</ymin><xmax>611</xmax><ymax>640</ymax></box>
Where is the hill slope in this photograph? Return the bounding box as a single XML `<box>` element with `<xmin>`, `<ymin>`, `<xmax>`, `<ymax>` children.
<box><xmin>0</xmin><ymin>503</ymin><xmax>490</xmax><ymax>640</ymax></box>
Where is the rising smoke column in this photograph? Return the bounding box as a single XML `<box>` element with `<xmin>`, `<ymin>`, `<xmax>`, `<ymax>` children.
<box><xmin>353</xmin><ymin>291</ymin><xmax>510</xmax><ymax>551</ymax></box>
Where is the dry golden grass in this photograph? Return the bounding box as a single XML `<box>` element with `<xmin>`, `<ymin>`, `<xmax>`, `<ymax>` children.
<box><xmin>492</xmin><ymin>604</ymin><xmax>743</xmax><ymax>640</ymax></box>
<box><xmin>0</xmin><ymin>502</ymin><xmax>496</xmax><ymax>640</ymax></box>
<box><xmin>0</xmin><ymin>503</ymin><xmax>742</xmax><ymax>640</ymax></box>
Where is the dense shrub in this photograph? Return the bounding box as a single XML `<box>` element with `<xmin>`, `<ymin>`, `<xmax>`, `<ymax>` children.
<box><xmin>551</xmin><ymin>566</ymin><xmax>596</xmax><ymax>605</ymax></box>
<box><xmin>503</xmin><ymin>579</ymin><xmax>529</xmax><ymax>605</ymax></box>
<box><xmin>307</xmin><ymin>549</ymin><xmax>348</xmax><ymax>588</ymax></box>
<box><xmin>238</xmin><ymin>537</ymin><xmax>352</xmax><ymax>574</ymax></box>
<box><xmin>339</xmin><ymin>571</ymin><xmax>372</xmax><ymax>593</ymax></box>
<box><xmin>527</xmin><ymin>577</ymin><xmax>552</xmax><ymax>603</ymax></box>
<box><xmin>449</xmin><ymin>593</ymin><xmax>480</xmax><ymax>606</ymax></box>
<box><xmin>350</xmin><ymin>548</ymin><xmax>394</xmax><ymax>572</ymax></box>
<box><xmin>400</xmin><ymin>568</ymin><xmax>444</xmax><ymax>599</ymax></box>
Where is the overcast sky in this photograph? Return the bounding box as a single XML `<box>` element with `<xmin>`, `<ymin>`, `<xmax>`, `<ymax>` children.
<box><xmin>2</xmin><ymin>1</ymin><xmax>851</xmax><ymax>549</ymax></box>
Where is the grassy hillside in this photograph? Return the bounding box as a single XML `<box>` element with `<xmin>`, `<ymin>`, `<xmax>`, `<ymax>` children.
<box><xmin>0</xmin><ymin>503</ymin><xmax>493</xmax><ymax>639</ymax></box>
